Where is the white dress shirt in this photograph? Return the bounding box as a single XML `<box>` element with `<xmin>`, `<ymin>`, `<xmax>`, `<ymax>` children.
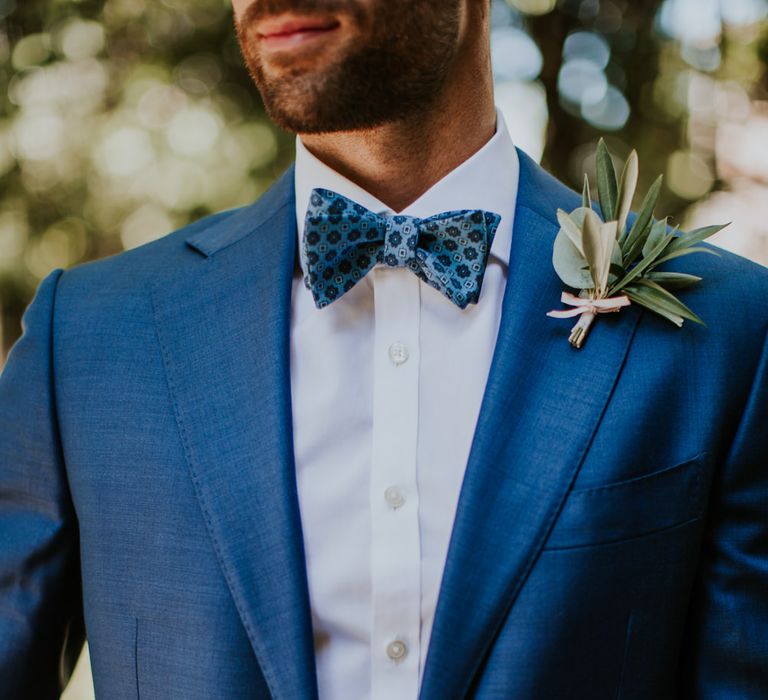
<box><xmin>290</xmin><ymin>109</ymin><xmax>520</xmax><ymax>700</ymax></box>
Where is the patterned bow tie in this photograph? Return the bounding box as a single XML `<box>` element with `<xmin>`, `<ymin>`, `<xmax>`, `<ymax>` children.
<box><xmin>301</xmin><ymin>188</ymin><xmax>501</xmax><ymax>309</ymax></box>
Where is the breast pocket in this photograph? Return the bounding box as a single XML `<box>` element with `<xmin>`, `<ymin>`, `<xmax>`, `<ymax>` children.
<box><xmin>544</xmin><ymin>452</ymin><xmax>712</xmax><ymax>550</ymax></box>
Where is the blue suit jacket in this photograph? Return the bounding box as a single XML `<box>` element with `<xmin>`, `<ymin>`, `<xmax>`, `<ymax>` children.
<box><xmin>1</xmin><ymin>150</ymin><xmax>767</xmax><ymax>699</ymax></box>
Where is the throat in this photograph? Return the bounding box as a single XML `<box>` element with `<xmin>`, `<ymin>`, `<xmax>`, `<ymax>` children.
<box><xmin>299</xmin><ymin>106</ymin><xmax>497</xmax><ymax>213</ymax></box>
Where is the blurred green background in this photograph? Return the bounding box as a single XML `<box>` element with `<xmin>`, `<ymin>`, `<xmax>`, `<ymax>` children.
<box><xmin>1</xmin><ymin>0</ymin><xmax>767</xmax><ymax>695</ymax></box>
<box><xmin>1</xmin><ymin>0</ymin><xmax>768</xmax><ymax>366</ymax></box>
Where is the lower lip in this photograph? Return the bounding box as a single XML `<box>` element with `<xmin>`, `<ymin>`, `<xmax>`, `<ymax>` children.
<box><xmin>260</xmin><ymin>25</ymin><xmax>341</xmax><ymax>52</ymax></box>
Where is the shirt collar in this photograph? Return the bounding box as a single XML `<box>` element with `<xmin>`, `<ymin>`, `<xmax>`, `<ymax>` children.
<box><xmin>294</xmin><ymin>107</ymin><xmax>519</xmax><ymax>277</ymax></box>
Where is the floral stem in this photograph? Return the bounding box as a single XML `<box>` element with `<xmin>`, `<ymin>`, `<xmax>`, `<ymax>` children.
<box><xmin>568</xmin><ymin>312</ymin><xmax>596</xmax><ymax>348</ymax></box>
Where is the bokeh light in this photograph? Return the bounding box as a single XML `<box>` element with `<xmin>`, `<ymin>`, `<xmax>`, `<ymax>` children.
<box><xmin>0</xmin><ymin>0</ymin><xmax>764</xmax><ymax>358</ymax></box>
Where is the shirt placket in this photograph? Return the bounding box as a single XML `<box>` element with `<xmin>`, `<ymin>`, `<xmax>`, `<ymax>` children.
<box><xmin>369</xmin><ymin>262</ymin><xmax>422</xmax><ymax>700</ymax></box>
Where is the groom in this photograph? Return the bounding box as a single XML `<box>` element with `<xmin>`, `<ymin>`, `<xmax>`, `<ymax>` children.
<box><xmin>2</xmin><ymin>0</ymin><xmax>767</xmax><ymax>697</ymax></box>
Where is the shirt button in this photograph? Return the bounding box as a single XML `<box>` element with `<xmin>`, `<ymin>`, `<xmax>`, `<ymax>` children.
<box><xmin>386</xmin><ymin>639</ymin><xmax>408</xmax><ymax>662</ymax></box>
<box><xmin>388</xmin><ymin>342</ymin><xmax>410</xmax><ymax>366</ymax></box>
<box><xmin>384</xmin><ymin>486</ymin><xmax>406</xmax><ymax>509</ymax></box>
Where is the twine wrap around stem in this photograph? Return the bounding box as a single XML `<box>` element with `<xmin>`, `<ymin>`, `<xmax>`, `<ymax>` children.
<box><xmin>547</xmin><ymin>291</ymin><xmax>631</xmax><ymax>348</ymax></box>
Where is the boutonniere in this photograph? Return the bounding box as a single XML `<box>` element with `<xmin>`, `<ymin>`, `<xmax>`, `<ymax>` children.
<box><xmin>547</xmin><ymin>140</ymin><xmax>728</xmax><ymax>348</ymax></box>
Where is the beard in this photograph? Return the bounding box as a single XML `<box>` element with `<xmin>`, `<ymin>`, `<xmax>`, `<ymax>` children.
<box><xmin>234</xmin><ymin>0</ymin><xmax>463</xmax><ymax>134</ymax></box>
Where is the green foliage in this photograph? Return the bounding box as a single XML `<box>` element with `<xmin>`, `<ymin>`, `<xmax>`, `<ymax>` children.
<box><xmin>552</xmin><ymin>141</ymin><xmax>727</xmax><ymax>330</ymax></box>
<box><xmin>1</xmin><ymin>0</ymin><xmax>765</xmax><ymax>357</ymax></box>
<box><xmin>595</xmin><ymin>139</ymin><xmax>618</xmax><ymax>224</ymax></box>
<box><xmin>0</xmin><ymin>0</ymin><xmax>296</xmax><ymax>355</ymax></box>
<box><xmin>622</xmin><ymin>175</ymin><xmax>663</xmax><ymax>267</ymax></box>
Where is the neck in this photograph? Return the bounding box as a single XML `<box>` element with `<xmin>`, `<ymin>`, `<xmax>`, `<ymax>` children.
<box><xmin>298</xmin><ymin>15</ymin><xmax>496</xmax><ymax>213</ymax></box>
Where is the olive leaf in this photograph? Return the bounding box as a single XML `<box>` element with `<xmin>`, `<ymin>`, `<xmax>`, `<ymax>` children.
<box><xmin>616</xmin><ymin>150</ymin><xmax>638</xmax><ymax>240</ymax></box>
<box><xmin>663</xmin><ymin>223</ymin><xmax>728</xmax><ymax>256</ymax></box>
<box><xmin>583</xmin><ymin>212</ymin><xmax>618</xmax><ymax>295</ymax></box>
<box><xmin>625</xmin><ymin>279</ymin><xmax>705</xmax><ymax>326</ymax></box>
<box><xmin>554</xmin><ymin>207</ymin><xmax>624</xmax><ymax>292</ymax></box>
<box><xmin>624</xmin><ymin>284</ymin><xmax>684</xmax><ymax>327</ymax></box>
<box><xmin>548</xmin><ymin>140</ymin><xmax>729</xmax><ymax>345</ymax></box>
<box><xmin>622</xmin><ymin>174</ymin><xmax>662</xmax><ymax>266</ymax></box>
<box><xmin>651</xmin><ymin>245</ymin><xmax>720</xmax><ymax>268</ymax></box>
<box><xmin>642</xmin><ymin>218</ymin><xmax>674</xmax><ymax>258</ymax></box>
<box><xmin>646</xmin><ymin>271</ymin><xmax>702</xmax><ymax>289</ymax></box>
<box><xmin>596</xmin><ymin>138</ymin><xmax>618</xmax><ymax>223</ymax></box>
<box><xmin>582</xmin><ymin>174</ymin><xmax>592</xmax><ymax>210</ymax></box>
<box><xmin>610</xmin><ymin>218</ymin><xmax>673</xmax><ymax>295</ymax></box>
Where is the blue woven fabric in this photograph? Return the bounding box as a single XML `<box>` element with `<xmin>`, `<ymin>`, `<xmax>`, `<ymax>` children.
<box><xmin>301</xmin><ymin>188</ymin><xmax>502</xmax><ymax>309</ymax></box>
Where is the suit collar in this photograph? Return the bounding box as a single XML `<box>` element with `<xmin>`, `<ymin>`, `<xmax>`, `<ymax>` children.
<box><xmin>184</xmin><ymin>168</ymin><xmax>296</xmax><ymax>258</ymax></box>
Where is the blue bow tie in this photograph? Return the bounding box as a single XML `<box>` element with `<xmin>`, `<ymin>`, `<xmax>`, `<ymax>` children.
<box><xmin>301</xmin><ymin>188</ymin><xmax>501</xmax><ymax>309</ymax></box>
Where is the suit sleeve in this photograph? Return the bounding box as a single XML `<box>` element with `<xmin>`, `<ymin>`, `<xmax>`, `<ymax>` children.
<box><xmin>677</xmin><ymin>328</ymin><xmax>768</xmax><ymax>698</ymax></box>
<box><xmin>0</xmin><ymin>268</ymin><xmax>85</xmax><ymax>697</ymax></box>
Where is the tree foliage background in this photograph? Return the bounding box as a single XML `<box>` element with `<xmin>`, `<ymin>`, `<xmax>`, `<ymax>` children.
<box><xmin>1</xmin><ymin>0</ymin><xmax>767</xmax><ymax>365</ymax></box>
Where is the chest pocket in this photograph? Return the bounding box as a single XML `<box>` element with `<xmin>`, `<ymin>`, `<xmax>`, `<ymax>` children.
<box><xmin>544</xmin><ymin>452</ymin><xmax>711</xmax><ymax>550</ymax></box>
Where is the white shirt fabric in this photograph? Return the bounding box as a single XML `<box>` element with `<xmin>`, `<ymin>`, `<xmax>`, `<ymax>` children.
<box><xmin>290</xmin><ymin>109</ymin><xmax>520</xmax><ymax>700</ymax></box>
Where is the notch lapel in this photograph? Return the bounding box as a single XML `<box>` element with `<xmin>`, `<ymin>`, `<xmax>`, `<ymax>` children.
<box><xmin>151</xmin><ymin>168</ymin><xmax>318</xmax><ymax>700</ymax></box>
<box><xmin>419</xmin><ymin>151</ymin><xmax>643</xmax><ymax>700</ymax></box>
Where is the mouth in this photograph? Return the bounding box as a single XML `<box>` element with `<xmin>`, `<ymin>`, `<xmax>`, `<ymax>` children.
<box><xmin>256</xmin><ymin>15</ymin><xmax>343</xmax><ymax>52</ymax></box>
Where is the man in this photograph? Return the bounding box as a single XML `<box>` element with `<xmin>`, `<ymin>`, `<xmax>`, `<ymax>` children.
<box><xmin>1</xmin><ymin>0</ymin><xmax>766</xmax><ymax>697</ymax></box>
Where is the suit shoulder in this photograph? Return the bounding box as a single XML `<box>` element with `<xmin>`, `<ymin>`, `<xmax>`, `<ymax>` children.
<box><xmin>694</xmin><ymin>240</ymin><xmax>768</xmax><ymax>294</ymax></box>
<box><xmin>57</xmin><ymin>165</ymin><xmax>295</xmax><ymax>299</ymax></box>
<box><xmin>58</xmin><ymin>207</ymin><xmax>241</xmax><ymax>296</ymax></box>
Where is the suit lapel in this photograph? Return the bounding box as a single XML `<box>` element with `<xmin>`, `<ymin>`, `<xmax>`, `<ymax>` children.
<box><xmin>150</xmin><ymin>150</ymin><xmax>642</xmax><ymax>700</ymax></box>
<box><xmin>419</xmin><ymin>150</ymin><xmax>643</xmax><ymax>700</ymax></box>
<box><xmin>151</xmin><ymin>167</ymin><xmax>318</xmax><ymax>700</ymax></box>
